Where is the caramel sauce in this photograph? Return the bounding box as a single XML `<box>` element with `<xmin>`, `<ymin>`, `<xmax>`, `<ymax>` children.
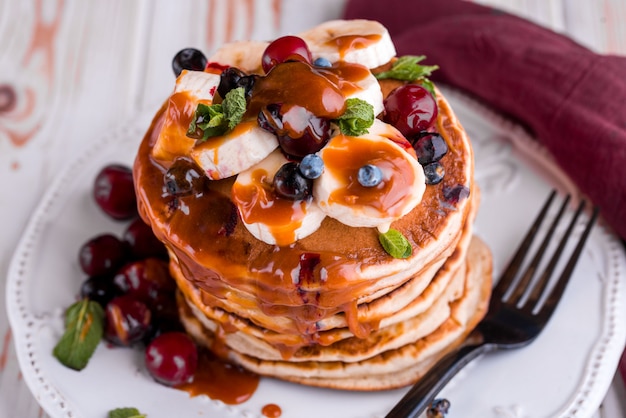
<box><xmin>176</xmin><ymin>350</ymin><xmax>259</xmax><ymax>404</ymax></box>
<box><xmin>248</xmin><ymin>61</ymin><xmax>345</xmax><ymax>119</ymax></box>
<box><xmin>323</xmin><ymin>134</ymin><xmax>416</xmax><ymax>215</ymax></box>
<box><xmin>231</xmin><ymin>167</ymin><xmax>307</xmax><ymax>246</ymax></box>
<box><xmin>327</xmin><ymin>34</ymin><xmax>382</xmax><ymax>59</ymax></box>
<box><xmin>262</xmin><ymin>404</ymin><xmax>282</xmax><ymax>417</ymax></box>
<box><xmin>153</xmin><ymin>92</ymin><xmax>206</xmax><ymax>161</ymax></box>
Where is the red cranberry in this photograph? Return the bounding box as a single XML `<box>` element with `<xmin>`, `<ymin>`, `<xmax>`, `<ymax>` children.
<box><xmin>262</xmin><ymin>36</ymin><xmax>312</xmax><ymax>74</ymax></box>
<box><xmin>78</xmin><ymin>234</ymin><xmax>128</xmax><ymax>277</ymax></box>
<box><xmin>145</xmin><ymin>332</ymin><xmax>198</xmax><ymax>386</ymax></box>
<box><xmin>93</xmin><ymin>164</ymin><xmax>137</xmax><ymax>220</ymax></box>
<box><xmin>383</xmin><ymin>84</ymin><xmax>438</xmax><ymax>136</ymax></box>
<box><xmin>123</xmin><ymin>218</ymin><xmax>167</xmax><ymax>260</ymax></box>
<box><xmin>104</xmin><ymin>295</ymin><xmax>151</xmax><ymax>346</ymax></box>
<box><xmin>113</xmin><ymin>258</ymin><xmax>175</xmax><ymax>302</ymax></box>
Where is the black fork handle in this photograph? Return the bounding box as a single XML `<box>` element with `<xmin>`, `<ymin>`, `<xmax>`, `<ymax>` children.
<box><xmin>386</xmin><ymin>343</ymin><xmax>493</xmax><ymax>418</ymax></box>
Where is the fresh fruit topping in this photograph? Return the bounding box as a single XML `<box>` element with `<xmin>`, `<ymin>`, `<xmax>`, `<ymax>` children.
<box><xmin>314</xmin><ymin>122</ymin><xmax>425</xmax><ymax>228</ymax></box>
<box><xmin>335</xmin><ymin>98</ymin><xmax>374</xmax><ymax>136</ymax></box>
<box><xmin>104</xmin><ymin>295</ymin><xmax>151</xmax><ymax>346</ymax></box>
<box><xmin>313</xmin><ymin>57</ymin><xmax>332</xmax><ymax>68</ymax></box>
<box><xmin>257</xmin><ymin>104</ymin><xmax>283</xmax><ymax>134</ymax></box>
<box><xmin>78</xmin><ymin>234</ymin><xmax>127</xmax><ymax>277</ymax></box>
<box><xmin>383</xmin><ymin>84</ymin><xmax>438</xmax><ymax>136</ymax></box>
<box><xmin>53</xmin><ymin>299</ymin><xmax>104</xmax><ymax>370</ymax></box>
<box><xmin>375</xmin><ymin>55</ymin><xmax>438</xmax><ymax>96</ymax></box>
<box><xmin>423</xmin><ymin>162</ymin><xmax>445</xmax><ymax>185</ymax></box>
<box><xmin>298</xmin><ymin>19</ymin><xmax>396</xmax><ymax>69</ymax></box>
<box><xmin>217</xmin><ymin>67</ymin><xmax>257</xmax><ymax>99</ymax></box>
<box><xmin>108</xmin><ymin>407</ymin><xmax>147</xmax><ymax>418</ymax></box>
<box><xmin>163</xmin><ymin>158</ymin><xmax>206</xmax><ymax>197</ymax></box>
<box><xmin>427</xmin><ymin>398</ymin><xmax>450</xmax><ymax>418</ymax></box>
<box><xmin>378</xmin><ymin>229</ymin><xmax>412</xmax><ymax>259</ymax></box>
<box><xmin>259</xmin><ymin>104</ymin><xmax>331</xmax><ymax>159</ymax></box>
<box><xmin>80</xmin><ymin>276</ymin><xmax>123</xmax><ymax>308</ymax></box>
<box><xmin>273</xmin><ymin>162</ymin><xmax>312</xmax><ymax>200</ymax></box>
<box><xmin>357</xmin><ymin>164</ymin><xmax>383</xmax><ymax>187</ymax></box>
<box><xmin>443</xmin><ymin>184</ymin><xmax>470</xmax><ymax>205</ymax></box>
<box><xmin>93</xmin><ymin>164</ymin><xmax>137</xmax><ymax>220</ymax></box>
<box><xmin>261</xmin><ymin>36</ymin><xmax>312</xmax><ymax>73</ymax></box>
<box><xmin>187</xmin><ymin>87</ymin><xmax>247</xmax><ymax>141</ymax></box>
<box><xmin>299</xmin><ymin>154</ymin><xmax>324</xmax><ymax>179</ymax></box>
<box><xmin>172</xmin><ymin>48</ymin><xmax>208</xmax><ymax>77</ymax></box>
<box><xmin>113</xmin><ymin>258</ymin><xmax>174</xmax><ymax>302</ymax></box>
<box><xmin>145</xmin><ymin>332</ymin><xmax>198</xmax><ymax>386</ymax></box>
<box><xmin>413</xmin><ymin>132</ymin><xmax>448</xmax><ymax>165</ymax></box>
<box><xmin>123</xmin><ymin>218</ymin><xmax>168</xmax><ymax>260</ymax></box>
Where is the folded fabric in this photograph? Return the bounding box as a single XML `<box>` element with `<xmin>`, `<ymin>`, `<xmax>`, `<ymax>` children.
<box><xmin>344</xmin><ymin>0</ymin><xmax>626</xmax><ymax>241</ymax></box>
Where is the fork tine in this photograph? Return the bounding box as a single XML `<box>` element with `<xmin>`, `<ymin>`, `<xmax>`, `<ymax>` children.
<box><xmin>492</xmin><ymin>190</ymin><xmax>557</xmax><ymax>300</ymax></box>
<box><xmin>507</xmin><ymin>194</ymin><xmax>571</xmax><ymax>304</ymax></box>
<box><xmin>533</xmin><ymin>204</ymin><xmax>599</xmax><ymax>319</ymax></box>
<box><xmin>523</xmin><ymin>199</ymin><xmax>586</xmax><ymax>309</ymax></box>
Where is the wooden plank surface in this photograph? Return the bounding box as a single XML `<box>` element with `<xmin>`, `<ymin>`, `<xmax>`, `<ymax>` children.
<box><xmin>0</xmin><ymin>1</ymin><xmax>624</xmax><ymax>417</ymax></box>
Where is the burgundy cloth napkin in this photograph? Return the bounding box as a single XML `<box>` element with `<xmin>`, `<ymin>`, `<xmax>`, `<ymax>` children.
<box><xmin>344</xmin><ymin>0</ymin><xmax>626</xmax><ymax>241</ymax></box>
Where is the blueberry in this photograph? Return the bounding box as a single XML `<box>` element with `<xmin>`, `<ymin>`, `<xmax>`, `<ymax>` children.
<box><xmin>258</xmin><ymin>104</ymin><xmax>283</xmax><ymax>134</ymax></box>
<box><xmin>413</xmin><ymin>132</ymin><xmax>448</xmax><ymax>165</ymax></box>
<box><xmin>313</xmin><ymin>57</ymin><xmax>332</xmax><ymax>68</ymax></box>
<box><xmin>299</xmin><ymin>154</ymin><xmax>324</xmax><ymax>179</ymax></box>
<box><xmin>172</xmin><ymin>48</ymin><xmax>207</xmax><ymax>77</ymax></box>
<box><xmin>217</xmin><ymin>67</ymin><xmax>245</xmax><ymax>98</ymax></box>
<box><xmin>427</xmin><ymin>398</ymin><xmax>450</xmax><ymax>418</ymax></box>
<box><xmin>443</xmin><ymin>184</ymin><xmax>470</xmax><ymax>204</ymax></box>
<box><xmin>423</xmin><ymin>161</ymin><xmax>445</xmax><ymax>185</ymax></box>
<box><xmin>358</xmin><ymin>164</ymin><xmax>383</xmax><ymax>187</ymax></box>
<box><xmin>80</xmin><ymin>276</ymin><xmax>122</xmax><ymax>308</ymax></box>
<box><xmin>217</xmin><ymin>67</ymin><xmax>257</xmax><ymax>99</ymax></box>
<box><xmin>273</xmin><ymin>162</ymin><xmax>312</xmax><ymax>200</ymax></box>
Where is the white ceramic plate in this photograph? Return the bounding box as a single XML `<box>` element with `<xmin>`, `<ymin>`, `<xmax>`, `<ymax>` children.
<box><xmin>7</xmin><ymin>87</ymin><xmax>626</xmax><ymax>418</ymax></box>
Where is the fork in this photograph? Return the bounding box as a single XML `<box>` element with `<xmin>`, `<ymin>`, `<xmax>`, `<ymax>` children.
<box><xmin>386</xmin><ymin>190</ymin><xmax>599</xmax><ymax>418</ymax></box>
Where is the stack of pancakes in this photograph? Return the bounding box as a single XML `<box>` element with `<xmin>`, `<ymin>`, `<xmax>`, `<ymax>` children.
<box><xmin>133</xmin><ymin>24</ymin><xmax>492</xmax><ymax>391</ymax></box>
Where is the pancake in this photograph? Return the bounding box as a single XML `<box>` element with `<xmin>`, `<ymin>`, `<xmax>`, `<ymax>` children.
<box><xmin>179</xmin><ymin>236</ymin><xmax>492</xmax><ymax>390</ymax></box>
<box><xmin>132</xmin><ymin>19</ymin><xmax>492</xmax><ymax>390</ymax></box>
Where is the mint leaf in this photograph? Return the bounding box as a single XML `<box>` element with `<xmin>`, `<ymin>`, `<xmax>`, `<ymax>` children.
<box><xmin>187</xmin><ymin>103</ymin><xmax>228</xmax><ymax>141</ymax></box>
<box><xmin>375</xmin><ymin>55</ymin><xmax>438</xmax><ymax>82</ymax></box>
<box><xmin>379</xmin><ymin>229</ymin><xmax>412</xmax><ymax>259</ymax></box>
<box><xmin>187</xmin><ymin>87</ymin><xmax>247</xmax><ymax>141</ymax></box>
<box><xmin>335</xmin><ymin>98</ymin><xmax>374</xmax><ymax>136</ymax></box>
<box><xmin>53</xmin><ymin>299</ymin><xmax>104</xmax><ymax>371</ymax></box>
<box><xmin>223</xmin><ymin>87</ymin><xmax>247</xmax><ymax>129</ymax></box>
<box><xmin>108</xmin><ymin>407</ymin><xmax>147</xmax><ymax>418</ymax></box>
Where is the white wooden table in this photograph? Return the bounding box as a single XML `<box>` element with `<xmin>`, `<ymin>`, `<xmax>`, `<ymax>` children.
<box><xmin>1</xmin><ymin>1</ymin><xmax>624</xmax><ymax>416</ymax></box>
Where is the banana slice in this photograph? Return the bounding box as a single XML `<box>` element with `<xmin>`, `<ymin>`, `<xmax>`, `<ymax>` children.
<box><xmin>190</xmin><ymin>120</ymin><xmax>279</xmax><ymax>180</ymax></box>
<box><xmin>232</xmin><ymin>150</ymin><xmax>326</xmax><ymax>245</ymax></box>
<box><xmin>314</xmin><ymin>119</ymin><xmax>425</xmax><ymax>230</ymax></box>
<box><xmin>153</xmin><ymin>70</ymin><xmax>221</xmax><ymax>161</ymax></box>
<box><xmin>299</xmin><ymin>19</ymin><xmax>396</xmax><ymax>69</ymax></box>
<box><xmin>208</xmin><ymin>40</ymin><xmax>269</xmax><ymax>74</ymax></box>
<box><xmin>342</xmin><ymin>68</ymin><xmax>384</xmax><ymax>116</ymax></box>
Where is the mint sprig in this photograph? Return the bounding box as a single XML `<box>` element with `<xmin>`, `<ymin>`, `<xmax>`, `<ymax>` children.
<box><xmin>375</xmin><ymin>55</ymin><xmax>438</xmax><ymax>97</ymax></box>
<box><xmin>187</xmin><ymin>87</ymin><xmax>247</xmax><ymax>141</ymax></box>
<box><xmin>52</xmin><ymin>299</ymin><xmax>104</xmax><ymax>371</ymax></box>
<box><xmin>335</xmin><ymin>98</ymin><xmax>374</xmax><ymax>136</ymax></box>
<box><xmin>375</xmin><ymin>55</ymin><xmax>438</xmax><ymax>82</ymax></box>
<box><xmin>379</xmin><ymin>229</ymin><xmax>412</xmax><ymax>259</ymax></box>
<box><xmin>108</xmin><ymin>407</ymin><xmax>147</xmax><ymax>418</ymax></box>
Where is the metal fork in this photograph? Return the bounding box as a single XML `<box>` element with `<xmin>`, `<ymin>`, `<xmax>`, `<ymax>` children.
<box><xmin>386</xmin><ymin>190</ymin><xmax>599</xmax><ymax>418</ymax></box>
